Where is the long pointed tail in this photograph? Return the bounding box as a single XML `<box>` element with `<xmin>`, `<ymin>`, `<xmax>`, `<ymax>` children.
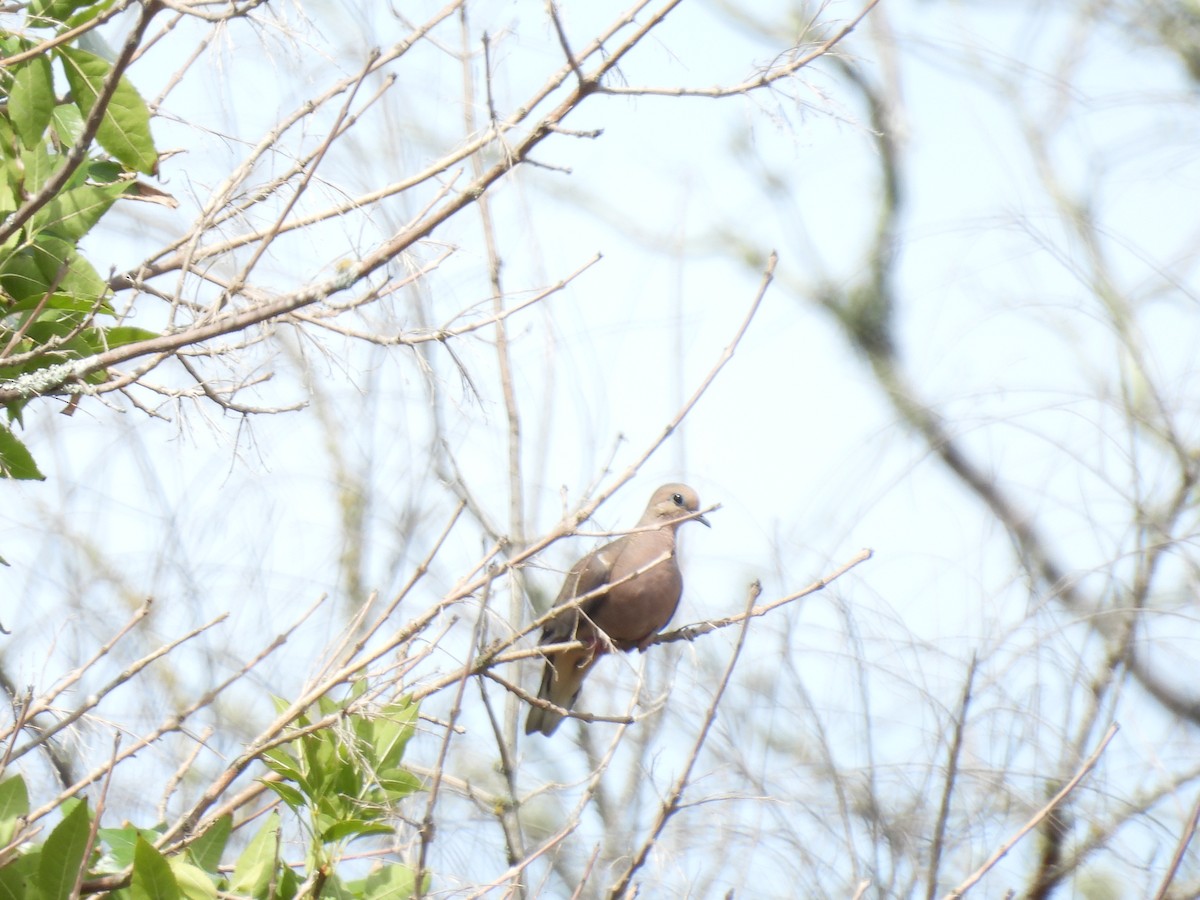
<box><xmin>524</xmin><ymin>649</ymin><xmax>590</xmax><ymax>736</ymax></box>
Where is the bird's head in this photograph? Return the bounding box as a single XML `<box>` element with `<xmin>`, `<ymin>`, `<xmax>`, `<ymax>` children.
<box><xmin>644</xmin><ymin>483</ymin><xmax>711</xmax><ymax>529</ymax></box>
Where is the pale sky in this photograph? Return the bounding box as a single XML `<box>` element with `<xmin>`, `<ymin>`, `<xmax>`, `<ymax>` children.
<box><xmin>4</xmin><ymin>0</ymin><xmax>1200</xmax><ymax>894</ymax></box>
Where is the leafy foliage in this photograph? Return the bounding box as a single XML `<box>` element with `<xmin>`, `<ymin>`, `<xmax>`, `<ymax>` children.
<box><xmin>0</xmin><ymin>691</ymin><xmax>423</xmax><ymax>899</ymax></box>
<box><xmin>258</xmin><ymin>687</ymin><xmax>425</xmax><ymax>896</ymax></box>
<box><xmin>0</xmin><ymin>5</ymin><xmax>160</xmax><ymax>480</ymax></box>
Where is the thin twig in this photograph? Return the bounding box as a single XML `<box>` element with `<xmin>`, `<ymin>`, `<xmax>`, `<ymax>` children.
<box><xmin>944</xmin><ymin>723</ymin><xmax>1120</xmax><ymax>898</ymax></box>
<box><xmin>475</xmin><ymin>548</ymin><xmax>871</xmax><ymax>678</ymax></box>
<box><xmin>1153</xmin><ymin>789</ymin><xmax>1200</xmax><ymax>900</ymax></box>
<box><xmin>600</xmin><ymin>0</ymin><xmax>880</xmax><ymax>98</ymax></box>
<box><xmin>222</xmin><ymin>48</ymin><xmax>382</xmax><ymax>305</ymax></box>
<box><xmin>158</xmin><ymin>727</ymin><xmax>213</xmax><ymax>823</ymax></box>
<box><xmin>9</xmin><ymin>612</ymin><xmax>226</xmax><ymax>764</ymax></box>
<box><xmin>8</xmin><ymin>598</ymin><xmax>154</xmax><ymax>736</ymax></box>
<box><xmin>0</xmin><ymin>0</ymin><xmax>134</xmax><ymax>67</ymax></box>
<box><xmin>482</xmin><ymin>671</ymin><xmax>634</xmax><ymax>727</ymax></box>
<box><xmin>412</xmin><ymin>571</ymin><xmax>495</xmax><ymax>899</ymax></box>
<box><xmin>926</xmin><ymin>655</ymin><xmax>978</xmax><ymax>900</ymax></box>
<box><xmin>607</xmin><ymin>580</ymin><xmax>762</xmax><ymax>898</ymax></box>
<box><xmin>653</xmin><ymin>547</ymin><xmax>873</xmax><ymax>645</ymax></box>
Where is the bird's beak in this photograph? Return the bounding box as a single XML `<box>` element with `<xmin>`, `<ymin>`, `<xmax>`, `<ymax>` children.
<box><xmin>695</xmin><ymin>512</ymin><xmax>712</xmax><ymax>528</ymax></box>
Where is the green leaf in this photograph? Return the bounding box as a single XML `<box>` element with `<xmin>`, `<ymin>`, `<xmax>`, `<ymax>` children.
<box><xmin>329</xmin><ymin>754</ymin><xmax>363</xmax><ymax>804</ymax></box>
<box><xmin>306</xmin><ymin>870</ymin><xmax>350</xmax><ymax>900</ymax></box>
<box><xmin>31</xmin><ymin>180</ymin><xmax>132</xmax><ymax>242</ymax></box>
<box><xmin>0</xmin><ymin>110</ymin><xmax>16</xmax><ymax>151</ymax></box>
<box><xmin>88</xmin><ymin>159</ymin><xmax>124</xmax><ymax>183</ymax></box>
<box><xmin>261</xmin><ymin>747</ymin><xmax>305</xmax><ymax>786</ymax></box>
<box><xmin>185</xmin><ymin>815</ymin><xmax>230</xmax><ymax>874</ymax></box>
<box><xmin>0</xmin><ymin>776</ymin><xmax>29</xmax><ymax>846</ymax></box>
<box><xmin>345</xmin><ymin>679</ymin><xmax>369</xmax><ymax>702</ymax></box>
<box><xmin>276</xmin><ymin>864</ymin><xmax>301</xmax><ymax>900</ymax></box>
<box><xmin>0</xmin><ymin>170</ymin><xmax>19</xmax><ymax>218</ymax></box>
<box><xmin>301</xmin><ymin>733</ymin><xmax>338</xmax><ymax>799</ymax></box>
<box><xmin>25</xmin><ymin>313</ymin><xmax>85</xmax><ymax>346</ymax></box>
<box><xmin>376</xmin><ymin>768</ymin><xmax>423</xmax><ymax>802</ymax></box>
<box><xmin>0</xmin><ymin>851</ymin><xmax>38</xmax><ymax>900</ymax></box>
<box><xmin>354</xmin><ymin>863</ymin><xmax>421</xmax><ymax>900</ymax></box>
<box><xmin>0</xmin><ymin>424</ymin><xmax>46</xmax><ymax>480</ymax></box>
<box><xmin>51</xmin><ymin>103</ymin><xmax>84</xmax><ymax>148</ymax></box>
<box><xmin>0</xmin><ymin>242</ymin><xmax>57</xmax><ymax>304</ymax></box>
<box><xmin>9</xmin><ymin>292</ymin><xmax>114</xmax><ymax>316</ymax></box>
<box><xmin>98</xmin><ymin>325</ymin><xmax>158</xmax><ymax>350</ymax></box>
<box><xmin>131</xmin><ymin>836</ymin><xmax>180</xmax><ymax>900</ymax></box>
<box><xmin>28</xmin><ymin>0</ymin><xmax>96</xmax><ymax>27</ymax></box>
<box><xmin>316</xmin><ymin>694</ymin><xmax>341</xmax><ymax>717</ymax></box>
<box><xmin>56</xmin><ymin>46</ymin><xmax>157</xmax><ymax>174</ymax></box>
<box><xmin>371</xmin><ymin>700</ymin><xmax>418</xmax><ymax>770</ymax></box>
<box><xmin>37</xmin><ymin>799</ymin><xmax>91</xmax><ymax>900</ymax></box>
<box><xmin>99</xmin><ymin>825</ymin><xmax>140</xmax><ymax>870</ymax></box>
<box><xmin>21</xmin><ymin>141</ymin><xmax>61</xmax><ymax>194</ymax></box>
<box><xmin>64</xmin><ymin>0</ymin><xmax>120</xmax><ymax>31</ymax></box>
<box><xmin>169</xmin><ymin>860</ymin><xmax>216</xmax><ymax>900</ymax></box>
<box><xmin>319</xmin><ymin>819</ymin><xmax>394</xmax><ymax>844</ymax></box>
<box><xmin>0</xmin><ymin>234</ymin><xmax>107</xmax><ymax>304</ymax></box>
<box><xmin>55</xmin><ymin>244</ymin><xmax>107</xmax><ymax>302</ymax></box>
<box><xmin>97</xmin><ymin>825</ymin><xmax>164</xmax><ymax>874</ymax></box>
<box><xmin>10</xmin><ymin>56</ymin><xmax>55</xmax><ymax>148</ymax></box>
<box><xmin>262</xmin><ymin>780</ymin><xmax>306</xmax><ymax>811</ymax></box>
<box><xmin>229</xmin><ymin>813</ymin><xmax>279</xmax><ymax>897</ymax></box>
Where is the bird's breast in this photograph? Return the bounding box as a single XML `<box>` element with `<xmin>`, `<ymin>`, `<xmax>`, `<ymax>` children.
<box><xmin>591</xmin><ymin>561</ymin><xmax>682</xmax><ymax>644</ymax></box>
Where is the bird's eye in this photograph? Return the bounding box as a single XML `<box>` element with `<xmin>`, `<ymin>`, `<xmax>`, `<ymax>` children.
<box><xmin>672</xmin><ymin>493</ymin><xmax>684</xmax><ymax>505</ymax></box>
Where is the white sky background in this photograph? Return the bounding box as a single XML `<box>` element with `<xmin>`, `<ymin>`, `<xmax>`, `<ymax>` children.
<box><xmin>3</xmin><ymin>0</ymin><xmax>1200</xmax><ymax>895</ymax></box>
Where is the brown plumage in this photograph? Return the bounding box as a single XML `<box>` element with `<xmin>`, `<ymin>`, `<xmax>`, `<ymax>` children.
<box><xmin>524</xmin><ymin>483</ymin><xmax>710</xmax><ymax>737</ymax></box>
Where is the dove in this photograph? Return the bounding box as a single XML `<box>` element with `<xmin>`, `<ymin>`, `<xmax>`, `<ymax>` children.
<box><xmin>524</xmin><ymin>483</ymin><xmax>710</xmax><ymax>736</ymax></box>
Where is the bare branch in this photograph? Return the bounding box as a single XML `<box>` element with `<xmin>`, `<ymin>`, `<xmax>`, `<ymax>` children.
<box><xmin>1153</xmin><ymin>790</ymin><xmax>1200</xmax><ymax>900</ymax></box>
<box><xmin>607</xmin><ymin>580</ymin><xmax>762</xmax><ymax>898</ymax></box>
<box><xmin>945</xmin><ymin>723</ymin><xmax>1120</xmax><ymax>899</ymax></box>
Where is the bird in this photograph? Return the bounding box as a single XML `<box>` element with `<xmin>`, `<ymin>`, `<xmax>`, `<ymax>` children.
<box><xmin>524</xmin><ymin>483</ymin><xmax>710</xmax><ymax>737</ymax></box>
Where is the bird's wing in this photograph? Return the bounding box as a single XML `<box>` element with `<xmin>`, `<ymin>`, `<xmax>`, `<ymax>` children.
<box><xmin>526</xmin><ymin>539</ymin><xmax>626</xmax><ymax>736</ymax></box>
<box><xmin>539</xmin><ymin>538</ymin><xmax>624</xmax><ymax>643</ymax></box>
